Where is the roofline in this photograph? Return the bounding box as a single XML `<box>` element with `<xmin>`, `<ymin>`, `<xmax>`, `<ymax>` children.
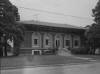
<box><xmin>17</xmin><ymin>20</ymin><xmax>86</xmax><ymax>30</ymax></box>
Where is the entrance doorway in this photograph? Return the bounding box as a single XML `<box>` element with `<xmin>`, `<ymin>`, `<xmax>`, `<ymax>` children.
<box><xmin>55</xmin><ymin>39</ymin><xmax>60</xmax><ymax>48</ymax></box>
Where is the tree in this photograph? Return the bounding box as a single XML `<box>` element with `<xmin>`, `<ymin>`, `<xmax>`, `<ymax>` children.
<box><xmin>92</xmin><ymin>0</ymin><xmax>100</xmax><ymax>24</ymax></box>
<box><xmin>86</xmin><ymin>0</ymin><xmax>100</xmax><ymax>54</ymax></box>
<box><xmin>0</xmin><ymin>0</ymin><xmax>25</xmax><ymax>56</ymax></box>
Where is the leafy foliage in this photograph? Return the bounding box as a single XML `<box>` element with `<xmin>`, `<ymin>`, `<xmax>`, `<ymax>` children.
<box><xmin>92</xmin><ymin>0</ymin><xmax>100</xmax><ymax>23</ymax></box>
<box><xmin>85</xmin><ymin>0</ymin><xmax>100</xmax><ymax>54</ymax></box>
<box><xmin>0</xmin><ymin>0</ymin><xmax>25</xmax><ymax>56</ymax></box>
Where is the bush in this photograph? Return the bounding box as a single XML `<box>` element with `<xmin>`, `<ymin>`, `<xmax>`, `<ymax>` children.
<box><xmin>70</xmin><ymin>47</ymin><xmax>89</xmax><ymax>54</ymax></box>
<box><xmin>13</xmin><ymin>47</ymin><xmax>20</xmax><ymax>56</ymax></box>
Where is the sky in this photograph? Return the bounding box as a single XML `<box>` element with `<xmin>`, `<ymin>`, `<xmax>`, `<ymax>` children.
<box><xmin>10</xmin><ymin>0</ymin><xmax>98</xmax><ymax>27</ymax></box>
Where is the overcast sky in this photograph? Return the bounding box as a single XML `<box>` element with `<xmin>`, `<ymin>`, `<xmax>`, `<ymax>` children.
<box><xmin>10</xmin><ymin>0</ymin><xmax>98</xmax><ymax>27</ymax></box>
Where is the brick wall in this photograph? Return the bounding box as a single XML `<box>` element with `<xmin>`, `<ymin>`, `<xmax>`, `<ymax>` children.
<box><xmin>21</xmin><ymin>31</ymin><xmax>32</xmax><ymax>48</ymax></box>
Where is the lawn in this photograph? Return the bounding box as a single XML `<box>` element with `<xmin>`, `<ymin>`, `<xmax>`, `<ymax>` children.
<box><xmin>0</xmin><ymin>55</ymin><xmax>91</xmax><ymax>70</ymax></box>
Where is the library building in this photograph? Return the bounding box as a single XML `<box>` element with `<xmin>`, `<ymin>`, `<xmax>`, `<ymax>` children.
<box><xmin>19</xmin><ymin>20</ymin><xmax>85</xmax><ymax>55</ymax></box>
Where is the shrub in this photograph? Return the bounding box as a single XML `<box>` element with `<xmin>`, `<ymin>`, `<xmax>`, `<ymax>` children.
<box><xmin>13</xmin><ymin>47</ymin><xmax>20</xmax><ymax>56</ymax></box>
<box><xmin>70</xmin><ymin>47</ymin><xmax>89</xmax><ymax>54</ymax></box>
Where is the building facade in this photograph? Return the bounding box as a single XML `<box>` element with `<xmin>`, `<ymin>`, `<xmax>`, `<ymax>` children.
<box><xmin>19</xmin><ymin>20</ymin><xmax>85</xmax><ymax>55</ymax></box>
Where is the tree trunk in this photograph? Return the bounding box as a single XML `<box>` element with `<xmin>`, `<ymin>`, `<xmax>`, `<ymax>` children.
<box><xmin>0</xmin><ymin>46</ymin><xmax>3</xmax><ymax>57</ymax></box>
<box><xmin>0</xmin><ymin>36</ymin><xmax>3</xmax><ymax>57</ymax></box>
<box><xmin>4</xmin><ymin>35</ymin><xmax>7</xmax><ymax>56</ymax></box>
<box><xmin>13</xmin><ymin>46</ymin><xmax>20</xmax><ymax>56</ymax></box>
<box><xmin>4</xmin><ymin>45</ymin><xmax>7</xmax><ymax>56</ymax></box>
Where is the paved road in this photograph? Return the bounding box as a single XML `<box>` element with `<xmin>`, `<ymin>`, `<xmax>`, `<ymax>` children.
<box><xmin>1</xmin><ymin>62</ymin><xmax>100</xmax><ymax>74</ymax></box>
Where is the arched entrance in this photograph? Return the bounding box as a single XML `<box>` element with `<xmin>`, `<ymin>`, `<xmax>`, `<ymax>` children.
<box><xmin>55</xmin><ymin>34</ymin><xmax>63</xmax><ymax>49</ymax></box>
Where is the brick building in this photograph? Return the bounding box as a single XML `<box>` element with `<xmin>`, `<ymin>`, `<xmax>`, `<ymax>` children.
<box><xmin>19</xmin><ymin>20</ymin><xmax>85</xmax><ymax>55</ymax></box>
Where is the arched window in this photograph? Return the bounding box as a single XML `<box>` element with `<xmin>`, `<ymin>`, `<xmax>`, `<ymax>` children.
<box><xmin>73</xmin><ymin>36</ymin><xmax>80</xmax><ymax>48</ymax></box>
<box><xmin>65</xmin><ymin>40</ymin><xmax>70</xmax><ymax>46</ymax></box>
<box><xmin>64</xmin><ymin>35</ymin><xmax>71</xmax><ymax>48</ymax></box>
<box><xmin>55</xmin><ymin>34</ymin><xmax>62</xmax><ymax>48</ymax></box>
<box><xmin>32</xmin><ymin>32</ymin><xmax>41</xmax><ymax>48</ymax></box>
<box><xmin>43</xmin><ymin>33</ymin><xmax>52</xmax><ymax>48</ymax></box>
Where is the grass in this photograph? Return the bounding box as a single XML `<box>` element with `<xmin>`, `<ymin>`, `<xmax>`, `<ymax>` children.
<box><xmin>0</xmin><ymin>55</ymin><xmax>91</xmax><ymax>70</ymax></box>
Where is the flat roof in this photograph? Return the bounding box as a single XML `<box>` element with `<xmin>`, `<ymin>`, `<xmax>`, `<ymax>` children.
<box><xmin>18</xmin><ymin>20</ymin><xmax>85</xmax><ymax>30</ymax></box>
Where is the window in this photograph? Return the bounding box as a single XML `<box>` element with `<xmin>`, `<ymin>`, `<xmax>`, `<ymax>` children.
<box><xmin>45</xmin><ymin>39</ymin><xmax>49</xmax><ymax>45</ymax></box>
<box><xmin>32</xmin><ymin>32</ymin><xmax>41</xmax><ymax>47</ymax></box>
<box><xmin>74</xmin><ymin>40</ymin><xmax>79</xmax><ymax>47</ymax></box>
<box><xmin>34</xmin><ymin>39</ymin><xmax>38</xmax><ymax>45</ymax></box>
<box><xmin>65</xmin><ymin>40</ymin><xmax>70</xmax><ymax>46</ymax></box>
